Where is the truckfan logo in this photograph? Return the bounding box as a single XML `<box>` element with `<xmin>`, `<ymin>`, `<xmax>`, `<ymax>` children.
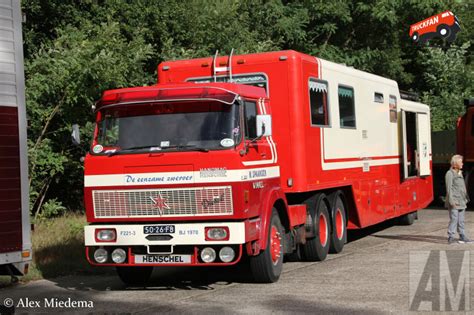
<box><xmin>149</xmin><ymin>193</ymin><xmax>170</xmax><ymax>215</ymax></box>
<box><xmin>409</xmin><ymin>11</ymin><xmax>461</xmax><ymax>45</ymax></box>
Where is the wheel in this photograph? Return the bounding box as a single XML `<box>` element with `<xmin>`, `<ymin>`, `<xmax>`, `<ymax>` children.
<box><xmin>250</xmin><ymin>209</ymin><xmax>284</xmax><ymax>283</ymax></box>
<box><xmin>116</xmin><ymin>266</ymin><xmax>153</xmax><ymax>287</ymax></box>
<box><xmin>329</xmin><ymin>194</ymin><xmax>347</xmax><ymax>254</ymax></box>
<box><xmin>437</xmin><ymin>24</ymin><xmax>451</xmax><ymax>38</ymax></box>
<box><xmin>302</xmin><ymin>195</ymin><xmax>330</xmax><ymax>261</ymax></box>
<box><xmin>398</xmin><ymin>211</ymin><xmax>416</xmax><ymax>225</ymax></box>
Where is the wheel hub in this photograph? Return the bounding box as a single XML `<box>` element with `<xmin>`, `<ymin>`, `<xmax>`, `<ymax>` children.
<box><xmin>270</xmin><ymin>226</ymin><xmax>281</xmax><ymax>265</ymax></box>
<box><xmin>335</xmin><ymin>208</ymin><xmax>344</xmax><ymax>240</ymax></box>
<box><xmin>319</xmin><ymin>213</ymin><xmax>328</xmax><ymax>246</ymax></box>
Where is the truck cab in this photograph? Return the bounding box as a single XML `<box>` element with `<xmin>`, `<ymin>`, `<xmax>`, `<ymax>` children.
<box><xmin>83</xmin><ymin>82</ymin><xmax>285</xmax><ymax>284</ymax></box>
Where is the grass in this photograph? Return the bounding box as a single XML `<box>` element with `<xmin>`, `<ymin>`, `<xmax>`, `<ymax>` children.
<box><xmin>0</xmin><ymin>212</ymin><xmax>112</xmax><ymax>286</ymax></box>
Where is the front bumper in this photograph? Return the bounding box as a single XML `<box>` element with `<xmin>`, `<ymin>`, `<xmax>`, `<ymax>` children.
<box><xmin>84</xmin><ymin>222</ymin><xmax>246</xmax><ymax>266</ymax></box>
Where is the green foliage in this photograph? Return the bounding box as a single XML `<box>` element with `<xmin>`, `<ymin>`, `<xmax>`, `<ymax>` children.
<box><xmin>21</xmin><ymin>0</ymin><xmax>474</xmax><ymax>214</ymax></box>
<box><xmin>23</xmin><ymin>5</ymin><xmax>153</xmax><ymax>216</ymax></box>
<box><xmin>420</xmin><ymin>42</ymin><xmax>473</xmax><ymax>131</ymax></box>
<box><xmin>36</xmin><ymin>198</ymin><xmax>66</xmax><ymax>219</ymax></box>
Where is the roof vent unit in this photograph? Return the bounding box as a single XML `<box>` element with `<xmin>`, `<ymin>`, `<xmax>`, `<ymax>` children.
<box><xmin>400</xmin><ymin>90</ymin><xmax>419</xmax><ymax>101</ymax></box>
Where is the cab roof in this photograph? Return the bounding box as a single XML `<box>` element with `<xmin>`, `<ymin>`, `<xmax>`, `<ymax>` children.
<box><xmin>96</xmin><ymin>82</ymin><xmax>266</xmax><ymax>111</ymax></box>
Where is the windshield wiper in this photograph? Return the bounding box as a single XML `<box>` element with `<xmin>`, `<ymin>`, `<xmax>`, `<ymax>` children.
<box><xmin>161</xmin><ymin>144</ymin><xmax>209</xmax><ymax>152</ymax></box>
<box><xmin>106</xmin><ymin>144</ymin><xmax>208</xmax><ymax>156</ymax></box>
<box><xmin>106</xmin><ymin>145</ymin><xmax>162</xmax><ymax>156</ymax></box>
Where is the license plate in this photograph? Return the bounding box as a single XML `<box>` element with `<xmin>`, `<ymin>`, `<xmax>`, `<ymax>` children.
<box><xmin>135</xmin><ymin>254</ymin><xmax>191</xmax><ymax>264</ymax></box>
<box><xmin>143</xmin><ymin>225</ymin><xmax>175</xmax><ymax>234</ymax></box>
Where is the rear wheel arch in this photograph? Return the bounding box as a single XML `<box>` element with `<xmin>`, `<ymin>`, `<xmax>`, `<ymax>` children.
<box><xmin>336</xmin><ymin>186</ymin><xmax>360</xmax><ymax>229</ymax></box>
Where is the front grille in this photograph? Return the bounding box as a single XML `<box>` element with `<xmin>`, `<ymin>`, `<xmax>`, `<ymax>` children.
<box><xmin>93</xmin><ymin>186</ymin><xmax>233</xmax><ymax>218</ymax></box>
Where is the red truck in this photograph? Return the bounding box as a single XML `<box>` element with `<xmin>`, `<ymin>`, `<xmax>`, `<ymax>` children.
<box><xmin>0</xmin><ymin>1</ymin><xmax>32</xmax><ymax>281</ymax></box>
<box><xmin>80</xmin><ymin>50</ymin><xmax>433</xmax><ymax>285</ymax></box>
<box><xmin>432</xmin><ymin>98</ymin><xmax>474</xmax><ymax>205</ymax></box>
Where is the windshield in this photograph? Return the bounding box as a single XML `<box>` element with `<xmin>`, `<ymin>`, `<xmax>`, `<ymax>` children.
<box><xmin>94</xmin><ymin>101</ymin><xmax>241</xmax><ymax>154</ymax></box>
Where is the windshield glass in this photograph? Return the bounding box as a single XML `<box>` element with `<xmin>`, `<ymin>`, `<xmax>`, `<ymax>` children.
<box><xmin>94</xmin><ymin>101</ymin><xmax>241</xmax><ymax>154</ymax></box>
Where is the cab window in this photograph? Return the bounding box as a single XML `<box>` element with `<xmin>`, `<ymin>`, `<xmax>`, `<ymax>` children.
<box><xmin>244</xmin><ymin>101</ymin><xmax>257</xmax><ymax>139</ymax></box>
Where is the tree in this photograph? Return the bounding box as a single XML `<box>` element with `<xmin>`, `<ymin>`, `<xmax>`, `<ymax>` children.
<box><xmin>420</xmin><ymin>42</ymin><xmax>473</xmax><ymax>131</ymax></box>
<box><xmin>25</xmin><ymin>20</ymin><xmax>152</xmax><ymax>217</ymax></box>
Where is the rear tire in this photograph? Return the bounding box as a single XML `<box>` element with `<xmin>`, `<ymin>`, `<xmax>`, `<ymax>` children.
<box><xmin>329</xmin><ymin>194</ymin><xmax>347</xmax><ymax>254</ymax></box>
<box><xmin>398</xmin><ymin>211</ymin><xmax>416</xmax><ymax>225</ymax></box>
<box><xmin>116</xmin><ymin>266</ymin><xmax>153</xmax><ymax>287</ymax></box>
<box><xmin>250</xmin><ymin>209</ymin><xmax>284</xmax><ymax>283</ymax></box>
<box><xmin>302</xmin><ymin>195</ymin><xmax>330</xmax><ymax>261</ymax></box>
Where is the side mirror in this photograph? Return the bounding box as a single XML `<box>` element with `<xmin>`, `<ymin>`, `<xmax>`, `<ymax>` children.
<box><xmin>256</xmin><ymin>115</ymin><xmax>272</xmax><ymax>137</ymax></box>
<box><xmin>71</xmin><ymin>124</ymin><xmax>81</xmax><ymax>145</ymax></box>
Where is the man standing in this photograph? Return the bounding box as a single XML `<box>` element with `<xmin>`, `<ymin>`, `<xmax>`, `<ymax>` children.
<box><xmin>446</xmin><ymin>154</ymin><xmax>471</xmax><ymax>244</ymax></box>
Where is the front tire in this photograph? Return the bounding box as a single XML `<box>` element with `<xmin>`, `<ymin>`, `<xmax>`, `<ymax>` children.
<box><xmin>302</xmin><ymin>194</ymin><xmax>330</xmax><ymax>261</ymax></box>
<box><xmin>116</xmin><ymin>266</ymin><xmax>153</xmax><ymax>287</ymax></box>
<box><xmin>250</xmin><ymin>209</ymin><xmax>284</xmax><ymax>283</ymax></box>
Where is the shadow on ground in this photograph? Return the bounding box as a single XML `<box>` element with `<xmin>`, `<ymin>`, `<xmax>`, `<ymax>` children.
<box><xmin>48</xmin><ymin>257</ymin><xmax>255</xmax><ymax>292</ymax></box>
<box><xmin>372</xmin><ymin>234</ymin><xmax>447</xmax><ymax>244</ymax></box>
<box><xmin>347</xmin><ymin>218</ymin><xmax>398</xmax><ymax>243</ymax></box>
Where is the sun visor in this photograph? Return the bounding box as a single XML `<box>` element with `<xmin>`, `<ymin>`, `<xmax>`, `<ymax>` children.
<box><xmin>98</xmin><ymin>86</ymin><xmax>239</xmax><ymax>111</ymax></box>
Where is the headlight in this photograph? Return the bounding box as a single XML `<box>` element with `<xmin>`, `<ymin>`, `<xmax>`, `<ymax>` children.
<box><xmin>219</xmin><ymin>247</ymin><xmax>235</xmax><ymax>263</ymax></box>
<box><xmin>94</xmin><ymin>248</ymin><xmax>108</xmax><ymax>263</ymax></box>
<box><xmin>200</xmin><ymin>247</ymin><xmax>216</xmax><ymax>263</ymax></box>
<box><xmin>95</xmin><ymin>229</ymin><xmax>117</xmax><ymax>242</ymax></box>
<box><xmin>111</xmin><ymin>248</ymin><xmax>127</xmax><ymax>264</ymax></box>
<box><xmin>205</xmin><ymin>227</ymin><xmax>229</xmax><ymax>241</ymax></box>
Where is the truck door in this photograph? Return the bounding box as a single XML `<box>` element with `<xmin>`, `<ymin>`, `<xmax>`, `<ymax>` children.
<box><xmin>401</xmin><ymin>109</ymin><xmax>414</xmax><ymax>179</ymax></box>
<box><xmin>401</xmin><ymin>110</ymin><xmax>430</xmax><ymax>180</ymax></box>
<box><xmin>416</xmin><ymin>113</ymin><xmax>430</xmax><ymax>177</ymax></box>
<box><xmin>241</xmin><ymin>99</ymin><xmax>274</xmax><ymax>166</ymax></box>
